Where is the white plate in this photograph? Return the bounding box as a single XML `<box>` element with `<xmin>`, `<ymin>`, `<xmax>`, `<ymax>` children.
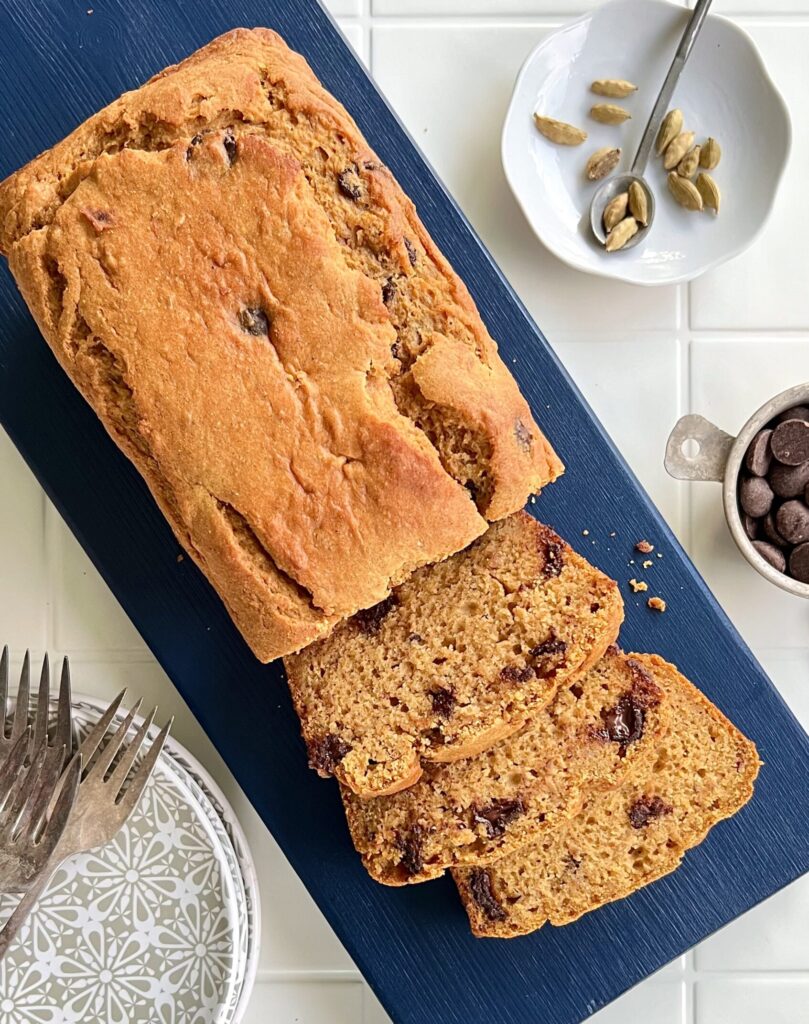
<box><xmin>502</xmin><ymin>0</ymin><xmax>791</xmax><ymax>286</ymax></box>
<box><xmin>0</xmin><ymin>698</ymin><xmax>259</xmax><ymax>1024</ymax></box>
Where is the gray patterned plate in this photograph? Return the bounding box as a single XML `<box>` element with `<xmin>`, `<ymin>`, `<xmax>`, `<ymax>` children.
<box><xmin>0</xmin><ymin>699</ymin><xmax>258</xmax><ymax>1024</ymax></box>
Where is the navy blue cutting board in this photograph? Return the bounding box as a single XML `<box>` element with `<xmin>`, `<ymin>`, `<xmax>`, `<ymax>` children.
<box><xmin>1</xmin><ymin>2</ymin><xmax>808</xmax><ymax>1022</ymax></box>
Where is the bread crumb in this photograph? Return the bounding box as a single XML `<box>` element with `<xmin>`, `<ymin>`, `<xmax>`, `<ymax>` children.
<box><xmin>609</xmin><ymin>531</ymin><xmax>617</xmax><ymax>538</ymax></box>
<box><xmin>635</xmin><ymin>540</ymin><xmax>654</xmax><ymax>553</ymax></box>
<box><xmin>648</xmin><ymin>596</ymin><xmax>667</xmax><ymax>612</ymax></box>
<box><xmin>629</xmin><ymin>578</ymin><xmax>648</xmax><ymax>593</ymax></box>
<box><xmin>176</xmin><ymin>554</ymin><xmax>184</xmax><ymax>563</ymax></box>
<box><xmin>582</xmin><ymin>529</ymin><xmax>590</xmax><ymax>536</ymax></box>
<box><xmin>657</xmin><ymin>552</ymin><xmax>663</xmax><ymax>559</ymax></box>
<box><xmin>642</xmin><ymin>559</ymin><xmax>653</xmax><ymax>569</ymax></box>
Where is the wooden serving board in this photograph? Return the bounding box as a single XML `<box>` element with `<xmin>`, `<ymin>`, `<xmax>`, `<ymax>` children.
<box><xmin>0</xmin><ymin>3</ymin><xmax>807</xmax><ymax>1022</ymax></box>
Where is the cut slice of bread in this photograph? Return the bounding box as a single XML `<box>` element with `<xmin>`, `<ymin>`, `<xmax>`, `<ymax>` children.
<box><xmin>284</xmin><ymin>511</ymin><xmax>623</xmax><ymax>798</ymax></box>
<box><xmin>454</xmin><ymin>654</ymin><xmax>761</xmax><ymax>937</ymax></box>
<box><xmin>343</xmin><ymin>648</ymin><xmax>668</xmax><ymax>884</ymax></box>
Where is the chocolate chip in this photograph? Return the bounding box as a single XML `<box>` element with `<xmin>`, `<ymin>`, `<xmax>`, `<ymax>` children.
<box><xmin>762</xmin><ymin>511</ymin><xmax>787</xmax><ymax>548</ymax></box>
<box><xmin>742</xmin><ymin>514</ymin><xmax>758</xmax><ymax>541</ymax></box>
<box><xmin>352</xmin><ymin>594</ymin><xmax>399</xmax><ymax>635</ymax></box>
<box><xmin>600</xmin><ymin>692</ymin><xmax>645</xmax><ymax>752</ymax></box>
<box><xmin>404</xmin><ymin>237</ymin><xmax>418</xmax><ymax>266</ymax></box>
<box><xmin>514</xmin><ymin>418</ymin><xmax>533</xmax><ymax>452</ymax></box>
<box><xmin>590</xmin><ymin>602</ymin><xmax>601</xmax><ymax>613</ymax></box>
<box><xmin>429</xmin><ymin>687</ymin><xmax>456</xmax><ymax>719</ymax></box>
<box><xmin>628</xmin><ymin>794</ymin><xmax>673</xmax><ymax>829</ymax></box>
<box><xmin>80</xmin><ymin>208</ymin><xmax>113</xmax><ymax>233</ymax></box>
<box><xmin>391</xmin><ymin>340</ymin><xmax>402</xmax><ymax>360</ymax></box>
<box><xmin>542</xmin><ymin>539</ymin><xmax>564</xmax><ymax>579</ymax></box>
<box><xmin>739</xmin><ymin>475</ymin><xmax>774</xmax><ymax>518</ymax></box>
<box><xmin>238</xmin><ymin>307</ymin><xmax>270</xmax><ymax>336</ymax></box>
<box><xmin>467</xmin><ymin>868</ymin><xmax>507</xmax><ymax>921</ymax></box>
<box><xmin>396</xmin><ymin>824</ymin><xmax>425</xmax><ymax>878</ymax></box>
<box><xmin>570</xmin><ymin>682</ymin><xmax>584</xmax><ymax>699</ymax></box>
<box><xmin>777</xmin><ymin>405</ymin><xmax>809</xmax><ymax>424</ymax></box>
<box><xmin>223</xmin><ymin>130</ymin><xmax>237</xmax><ymax>164</ymax></box>
<box><xmin>771</xmin><ymin>419</ymin><xmax>809</xmax><ymax>465</ymax></box>
<box><xmin>382</xmin><ymin>279</ymin><xmax>397</xmax><ymax>305</ymax></box>
<box><xmin>529</xmin><ymin>635</ymin><xmax>567</xmax><ymax>659</ymax></box>
<box><xmin>744</xmin><ymin>428</ymin><xmax>773</xmax><ymax>476</ymax></box>
<box><xmin>500</xmin><ymin>664</ymin><xmax>535</xmax><ymax>684</ymax></box>
<box><xmin>186</xmin><ymin>133</ymin><xmax>203</xmax><ymax>158</ymax></box>
<box><xmin>407</xmin><ymin>632</ymin><xmax>424</xmax><ymax>644</ymax></box>
<box><xmin>752</xmin><ymin>540</ymin><xmax>787</xmax><ymax>573</ymax></box>
<box><xmin>789</xmin><ymin>542</ymin><xmax>809</xmax><ymax>583</ymax></box>
<box><xmin>337</xmin><ymin>165</ymin><xmax>364</xmax><ymax>201</ymax></box>
<box><xmin>776</xmin><ymin>500</ymin><xmax>809</xmax><ymax>545</ymax></box>
<box><xmin>307</xmin><ymin>733</ymin><xmax>351</xmax><ymax>775</ymax></box>
<box><xmin>530</xmin><ymin>634</ymin><xmax>567</xmax><ymax>677</ymax></box>
<box><xmin>770</xmin><ymin>460</ymin><xmax>809</xmax><ymax>498</ymax></box>
<box><xmin>472</xmin><ymin>797</ymin><xmax>525</xmax><ymax>838</ymax></box>
<box><xmin>627</xmin><ymin>658</ymin><xmax>663</xmax><ymax>708</ymax></box>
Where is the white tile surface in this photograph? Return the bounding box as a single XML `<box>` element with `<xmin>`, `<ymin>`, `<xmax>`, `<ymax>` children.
<box><xmin>371</xmin><ymin>22</ymin><xmax>681</xmax><ymax>332</ymax></box>
<box><xmin>695</xmin><ymin>979</ymin><xmax>809</xmax><ymax>1024</ymax></box>
<box><xmin>2</xmin><ymin>4</ymin><xmax>809</xmax><ymax>1023</ymax></box>
<box><xmin>0</xmin><ymin>430</ymin><xmax>48</xmax><ymax>651</ymax></box>
<box><xmin>553</xmin><ymin>335</ymin><xmax>685</xmax><ymax>531</ymax></box>
<box><xmin>690</xmin><ymin>23</ymin><xmax>809</xmax><ymax>330</ymax></box>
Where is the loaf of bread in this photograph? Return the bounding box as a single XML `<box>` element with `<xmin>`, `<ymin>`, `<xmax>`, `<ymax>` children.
<box><xmin>285</xmin><ymin>511</ymin><xmax>623</xmax><ymax>798</ymax></box>
<box><xmin>343</xmin><ymin>647</ymin><xmax>667</xmax><ymax>884</ymax></box>
<box><xmin>454</xmin><ymin>654</ymin><xmax>760</xmax><ymax>937</ymax></box>
<box><xmin>0</xmin><ymin>29</ymin><xmax>562</xmax><ymax>662</ymax></box>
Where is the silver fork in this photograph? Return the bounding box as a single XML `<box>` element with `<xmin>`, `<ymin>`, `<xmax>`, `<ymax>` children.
<box><xmin>0</xmin><ymin>648</ymin><xmax>74</xmax><ymax>891</ymax></box>
<box><xmin>0</xmin><ymin>690</ymin><xmax>172</xmax><ymax>959</ymax></box>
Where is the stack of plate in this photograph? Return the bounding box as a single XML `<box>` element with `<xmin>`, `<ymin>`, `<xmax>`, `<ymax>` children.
<box><xmin>0</xmin><ymin>697</ymin><xmax>259</xmax><ymax>1024</ymax></box>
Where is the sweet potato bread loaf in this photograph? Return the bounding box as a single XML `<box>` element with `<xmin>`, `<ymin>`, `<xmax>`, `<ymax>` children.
<box><xmin>0</xmin><ymin>29</ymin><xmax>562</xmax><ymax>662</ymax></box>
<box><xmin>285</xmin><ymin>512</ymin><xmax>623</xmax><ymax>798</ymax></box>
<box><xmin>343</xmin><ymin>648</ymin><xmax>667</xmax><ymax>885</ymax></box>
<box><xmin>454</xmin><ymin>654</ymin><xmax>760</xmax><ymax>937</ymax></box>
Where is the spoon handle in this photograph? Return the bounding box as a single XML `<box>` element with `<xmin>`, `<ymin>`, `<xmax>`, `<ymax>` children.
<box><xmin>630</xmin><ymin>0</ymin><xmax>714</xmax><ymax>175</ymax></box>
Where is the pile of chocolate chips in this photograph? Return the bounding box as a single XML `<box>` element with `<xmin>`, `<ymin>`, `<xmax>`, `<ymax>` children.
<box><xmin>739</xmin><ymin>405</ymin><xmax>809</xmax><ymax>584</ymax></box>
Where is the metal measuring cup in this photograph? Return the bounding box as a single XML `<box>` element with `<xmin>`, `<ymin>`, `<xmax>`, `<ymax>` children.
<box><xmin>665</xmin><ymin>383</ymin><xmax>809</xmax><ymax>598</ymax></box>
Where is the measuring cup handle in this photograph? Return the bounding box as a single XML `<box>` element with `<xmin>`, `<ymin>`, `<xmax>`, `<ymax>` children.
<box><xmin>665</xmin><ymin>414</ymin><xmax>734</xmax><ymax>482</ymax></box>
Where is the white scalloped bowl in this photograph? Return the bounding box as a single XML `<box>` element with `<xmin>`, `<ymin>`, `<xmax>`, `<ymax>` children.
<box><xmin>502</xmin><ymin>0</ymin><xmax>791</xmax><ymax>286</ymax></box>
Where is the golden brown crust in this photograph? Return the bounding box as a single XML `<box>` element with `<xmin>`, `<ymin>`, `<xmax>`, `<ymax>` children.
<box><xmin>454</xmin><ymin>653</ymin><xmax>761</xmax><ymax>937</ymax></box>
<box><xmin>0</xmin><ymin>29</ymin><xmax>563</xmax><ymax>661</ymax></box>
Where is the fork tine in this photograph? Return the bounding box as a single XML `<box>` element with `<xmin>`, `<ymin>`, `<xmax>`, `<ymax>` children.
<box><xmin>108</xmin><ymin>706</ymin><xmax>155</xmax><ymax>797</ymax></box>
<box><xmin>1</xmin><ymin>741</ymin><xmax>46</xmax><ymax>833</ymax></box>
<box><xmin>0</xmin><ymin>727</ymin><xmax>31</xmax><ymax>808</ymax></box>
<box><xmin>76</xmin><ymin>689</ymin><xmax>126</xmax><ymax>767</ymax></box>
<box><xmin>10</xmin><ymin>651</ymin><xmax>30</xmax><ymax>743</ymax></box>
<box><xmin>116</xmin><ymin>716</ymin><xmax>172</xmax><ymax>813</ymax></box>
<box><xmin>32</xmin><ymin>653</ymin><xmax>50</xmax><ymax>752</ymax></box>
<box><xmin>40</xmin><ymin>752</ymin><xmax>81</xmax><ymax>846</ymax></box>
<box><xmin>16</xmin><ymin>743</ymin><xmax>64</xmax><ymax>841</ymax></box>
<box><xmin>54</xmin><ymin>658</ymin><xmax>72</xmax><ymax>757</ymax></box>
<box><xmin>89</xmin><ymin>698</ymin><xmax>142</xmax><ymax>781</ymax></box>
<box><xmin>0</xmin><ymin>646</ymin><xmax>8</xmax><ymax>737</ymax></box>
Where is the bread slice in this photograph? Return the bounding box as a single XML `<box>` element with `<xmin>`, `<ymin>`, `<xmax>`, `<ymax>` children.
<box><xmin>0</xmin><ymin>30</ymin><xmax>563</xmax><ymax>662</ymax></box>
<box><xmin>343</xmin><ymin>647</ymin><xmax>667</xmax><ymax>884</ymax></box>
<box><xmin>454</xmin><ymin>654</ymin><xmax>760</xmax><ymax>937</ymax></box>
<box><xmin>285</xmin><ymin>511</ymin><xmax>623</xmax><ymax>798</ymax></box>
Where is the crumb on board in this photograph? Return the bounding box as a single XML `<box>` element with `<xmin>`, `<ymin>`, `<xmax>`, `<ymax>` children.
<box><xmin>629</xmin><ymin>578</ymin><xmax>648</xmax><ymax>593</ymax></box>
<box><xmin>582</xmin><ymin>529</ymin><xmax>590</xmax><ymax>536</ymax></box>
<box><xmin>657</xmin><ymin>552</ymin><xmax>663</xmax><ymax>559</ymax></box>
<box><xmin>635</xmin><ymin>540</ymin><xmax>654</xmax><ymax>554</ymax></box>
<box><xmin>609</xmin><ymin>531</ymin><xmax>616</xmax><ymax>538</ymax></box>
<box><xmin>176</xmin><ymin>554</ymin><xmax>184</xmax><ymax>563</ymax></box>
<box><xmin>642</xmin><ymin>559</ymin><xmax>653</xmax><ymax>569</ymax></box>
<box><xmin>648</xmin><ymin>596</ymin><xmax>667</xmax><ymax>613</ymax></box>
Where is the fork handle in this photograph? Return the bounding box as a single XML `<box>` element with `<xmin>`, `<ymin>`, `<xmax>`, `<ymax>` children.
<box><xmin>0</xmin><ymin>867</ymin><xmax>52</xmax><ymax>960</ymax></box>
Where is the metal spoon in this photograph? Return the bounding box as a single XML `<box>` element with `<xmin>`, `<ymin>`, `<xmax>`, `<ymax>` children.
<box><xmin>590</xmin><ymin>0</ymin><xmax>713</xmax><ymax>250</ymax></box>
